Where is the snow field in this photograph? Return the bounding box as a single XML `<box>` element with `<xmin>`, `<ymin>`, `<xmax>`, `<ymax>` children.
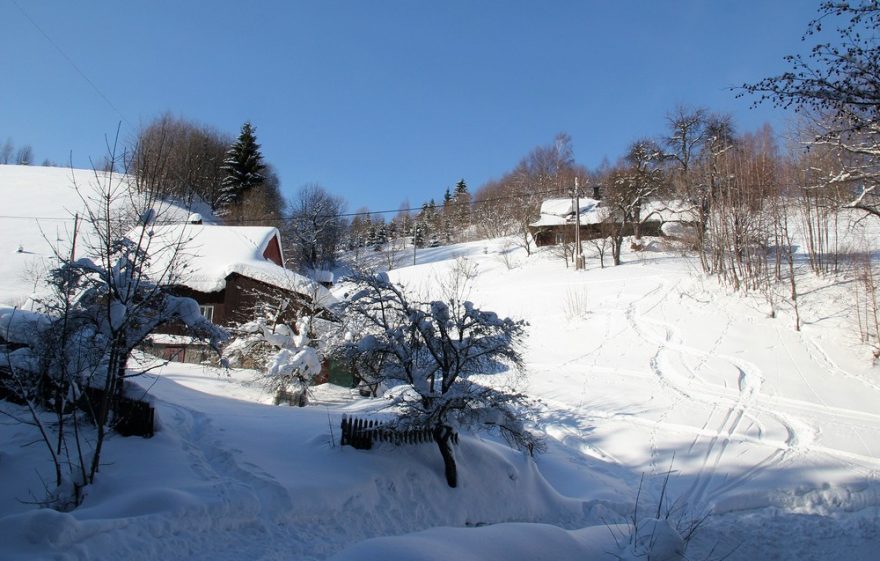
<box><xmin>386</xmin><ymin>238</ymin><xmax>880</xmax><ymax>559</ymax></box>
<box><xmin>1</xmin><ymin>168</ymin><xmax>879</xmax><ymax>561</ymax></box>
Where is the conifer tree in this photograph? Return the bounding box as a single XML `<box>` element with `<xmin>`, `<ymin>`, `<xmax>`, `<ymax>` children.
<box><xmin>219</xmin><ymin>122</ymin><xmax>266</xmax><ymax>213</ymax></box>
<box><xmin>453</xmin><ymin>178</ymin><xmax>472</xmax><ymax>235</ymax></box>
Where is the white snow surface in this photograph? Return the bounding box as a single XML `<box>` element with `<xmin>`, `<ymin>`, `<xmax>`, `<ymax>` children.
<box><xmin>0</xmin><ymin>165</ymin><xmax>213</xmax><ymax>307</ymax></box>
<box><xmin>0</xmin><ymin>165</ymin><xmax>335</xmax><ymax>308</ymax></box>
<box><xmin>2</xmin><ymin>191</ymin><xmax>880</xmax><ymax>560</ymax></box>
<box><xmin>530</xmin><ymin>197</ymin><xmax>606</xmax><ymax>227</ymax></box>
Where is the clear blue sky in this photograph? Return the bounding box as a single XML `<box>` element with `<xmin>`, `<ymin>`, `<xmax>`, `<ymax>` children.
<box><xmin>2</xmin><ymin>0</ymin><xmax>819</xmax><ymax>215</ymax></box>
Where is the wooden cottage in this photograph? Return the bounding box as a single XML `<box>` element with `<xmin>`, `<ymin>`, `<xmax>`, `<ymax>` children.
<box><xmin>529</xmin><ymin>198</ymin><xmax>609</xmax><ymax>246</ymax></box>
<box><xmin>141</xmin><ymin>223</ymin><xmax>337</xmax><ymax>363</ymax></box>
<box><xmin>529</xmin><ymin>197</ymin><xmax>699</xmax><ymax>246</ymax></box>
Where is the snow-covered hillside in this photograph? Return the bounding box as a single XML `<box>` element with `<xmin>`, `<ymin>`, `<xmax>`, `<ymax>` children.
<box><xmin>0</xmin><ymin>165</ymin><xmax>212</xmax><ymax>306</ymax></box>
<box><xmin>383</xmin><ymin>240</ymin><xmax>880</xmax><ymax>559</ymax></box>
<box><xmin>1</xmin><ymin>166</ymin><xmax>878</xmax><ymax>560</ymax></box>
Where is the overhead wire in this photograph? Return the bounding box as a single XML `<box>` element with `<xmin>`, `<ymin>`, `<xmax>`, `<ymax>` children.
<box><xmin>0</xmin><ymin>181</ymin><xmax>817</xmax><ymax>225</ymax></box>
<box><xmin>0</xmin><ymin>185</ymin><xmax>591</xmax><ymax>224</ymax></box>
<box><xmin>10</xmin><ymin>0</ymin><xmax>133</xmax><ymax>129</ymax></box>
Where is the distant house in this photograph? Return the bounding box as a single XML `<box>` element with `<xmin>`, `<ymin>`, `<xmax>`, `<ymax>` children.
<box><xmin>638</xmin><ymin>200</ymin><xmax>701</xmax><ymax>239</ymax></box>
<box><xmin>141</xmin><ymin>222</ymin><xmax>336</xmax><ymax>363</ymax></box>
<box><xmin>529</xmin><ymin>197</ymin><xmax>699</xmax><ymax>246</ymax></box>
<box><xmin>307</xmin><ymin>269</ymin><xmax>335</xmax><ymax>288</ymax></box>
<box><xmin>529</xmin><ymin>198</ymin><xmax>609</xmax><ymax>246</ymax></box>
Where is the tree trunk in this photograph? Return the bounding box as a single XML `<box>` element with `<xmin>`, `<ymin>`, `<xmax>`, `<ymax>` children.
<box><xmin>432</xmin><ymin>426</ymin><xmax>457</xmax><ymax>488</ymax></box>
<box><xmin>612</xmin><ymin>234</ymin><xmax>623</xmax><ymax>266</ymax></box>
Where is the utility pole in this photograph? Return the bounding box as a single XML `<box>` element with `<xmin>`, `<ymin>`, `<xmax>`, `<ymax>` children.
<box><xmin>413</xmin><ymin>224</ymin><xmax>418</xmax><ymax>266</ymax></box>
<box><xmin>573</xmin><ymin>177</ymin><xmax>584</xmax><ymax>270</ymax></box>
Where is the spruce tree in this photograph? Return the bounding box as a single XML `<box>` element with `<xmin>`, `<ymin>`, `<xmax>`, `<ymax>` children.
<box><xmin>219</xmin><ymin>121</ymin><xmax>266</xmax><ymax>213</ymax></box>
<box><xmin>453</xmin><ymin>178</ymin><xmax>471</xmax><ymax>237</ymax></box>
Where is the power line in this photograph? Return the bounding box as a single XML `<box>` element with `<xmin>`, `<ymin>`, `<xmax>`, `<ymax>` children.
<box><xmin>330</xmin><ymin>186</ymin><xmax>575</xmax><ymax>219</ymax></box>
<box><xmin>0</xmin><ymin>182</ymin><xmax>816</xmax><ymax>225</ymax></box>
<box><xmin>0</xmin><ymin>185</ymin><xmax>583</xmax><ymax>224</ymax></box>
<box><xmin>11</xmin><ymin>0</ymin><xmax>132</xmax><ymax>129</ymax></box>
<box><xmin>0</xmin><ymin>214</ymin><xmax>80</xmax><ymax>222</ymax></box>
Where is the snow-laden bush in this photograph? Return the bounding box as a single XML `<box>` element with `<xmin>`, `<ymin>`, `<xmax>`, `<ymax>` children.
<box><xmin>0</xmin><ymin>235</ymin><xmax>227</xmax><ymax>505</ymax></box>
<box><xmin>334</xmin><ymin>262</ymin><xmax>541</xmax><ymax>488</ymax></box>
<box><xmin>225</xmin><ymin>315</ymin><xmax>324</xmax><ymax>406</ymax></box>
<box><xmin>0</xmin><ymin>153</ymin><xmax>227</xmax><ymax>508</ymax></box>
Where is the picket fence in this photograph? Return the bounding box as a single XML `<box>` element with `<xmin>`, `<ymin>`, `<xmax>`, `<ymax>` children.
<box><xmin>340</xmin><ymin>414</ymin><xmax>458</xmax><ymax>450</ymax></box>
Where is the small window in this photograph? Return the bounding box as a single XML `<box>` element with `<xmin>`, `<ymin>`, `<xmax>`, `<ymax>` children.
<box><xmin>199</xmin><ymin>305</ymin><xmax>214</xmax><ymax>322</ymax></box>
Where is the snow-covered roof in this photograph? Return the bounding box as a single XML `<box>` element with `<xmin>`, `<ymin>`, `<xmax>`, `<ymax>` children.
<box><xmin>640</xmin><ymin>199</ymin><xmax>700</xmax><ymax>223</ymax></box>
<box><xmin>308</xmin><ymin>269</ymin><xmax>335</xmax><ymax>284</ymax></box>
<box><xmin>530</xmin><ymin>198</ymin><xmax>606</xmax><ymax>227</ymax></box>
<box><xmin>530</xmin><ymin>197</ymin><xmax>699</xmax><ymax>228</ymax></box>
<box><xmin>144</xmin><ymin>224</ymin><xmax>337</xmax><ymax>307</ymax></box>
<box><xmin>539</xmin><ymin>198</ymin><xmax>579</xmax><ymax>217</ymax></box>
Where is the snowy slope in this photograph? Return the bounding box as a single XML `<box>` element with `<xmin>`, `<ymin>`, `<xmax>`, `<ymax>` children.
<box><xmin>1</xmin><ymin>173</ymin><xmax>879</xmax><ymax>561</ymax></box>
<box><xmin>0</xmin><ymin>164</ymin><xmax>211</xmax><ymax>306</ymax></box>
<box><xmin>382</xmin><ymin>238</ymin><xmax>880</xmax><ymax>560</ymax></box>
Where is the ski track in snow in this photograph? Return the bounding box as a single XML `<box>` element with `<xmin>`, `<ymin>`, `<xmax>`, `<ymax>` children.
<box><xmin>532</xmin><ymin>269</ymin><xmax>880</xmax><ymax>517</ymax></box>
<box><xmin>624</xmin><ymin>282</ymin><xmax>880</xmax><ymax>506</ymax></box>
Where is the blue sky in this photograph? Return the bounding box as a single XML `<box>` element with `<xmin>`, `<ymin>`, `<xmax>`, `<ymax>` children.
<box><xmin>2</xmin><ymin>1</ymin><xmax>819</xmax><ymax>214</ymax></box>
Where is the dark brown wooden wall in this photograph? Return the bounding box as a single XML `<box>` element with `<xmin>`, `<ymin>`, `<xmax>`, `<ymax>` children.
<box><xmin>164</xmin><ymin>274</ymin><xmax>309</xmax><ymax>329</ymax></box>
<box><xmin>531</xmin><ymin>221</ymin><xmax>668</xmax><ymax>247</ymax></box>
<box><xmin>262</xmin><ymin>235</ymin><xmax>284</xmax><ymax>266</ymax></box>
<box><xmin>224</xmin><ymin>273</ymin><xmax>306</xmax><ymax>328</ymax></box>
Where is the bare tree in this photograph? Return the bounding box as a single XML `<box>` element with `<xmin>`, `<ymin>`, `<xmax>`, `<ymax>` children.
<box><xmin>224</xmin><ymin>162</ymin><xmax>285</xmax><ymax>225</ymax></box>
<box><xmin>665</xmin><ymin>107</ymin><xmax>712</xmax><ymax>268</ymax></box>
<box><xmin>284</xmin><ymin>183</ymin><xmax>347</xmax><ymax>271</ymax></box>
<box><xmin>471</xmin><ymin>133</ymin><xmax>588</xmax><ymax>255</ymax></box>
<box><xmin>790</xmin><ymin>122</ymin><xmax>848</xmax><ymax>275</ymax></box>
<box><xmin>665</xmin><ymin>106</ymin><xmax>707</xmax><ymax>191</ymax></box>
<box><xmin>744</xmin><ymin>1</ymin><xmax>880</xmax><ymax>219</ymax></box>
<box><xmin>587</xmin><ymin>229</ymin><xmax>611</xmax><ymax>268</ymax></box>
<box><xmin>392</xmin><ymin>199</ymin><xmax>412</xmax><ymax>244</ymax></box>
<box><xmin>129</xmin><ymin>113</ymin><xmax>232</xmax><ymax>211</ymax></box>
<box><xmin>855</xmin><ymin>252</ymin><xmax>880</xmax><ymax>359</ymax></box>
<box><xmin>694</xmin><ymin>114</ymin><xmax>738</xmax><ymax>273</ymax></box>
<box><xmin>0</xmin><ymin>137</ymin><xmax>13</xmax><ymax>164</ymax></box>
<box><xmin>15</xmin><ymin>144</ymin><xmax>33</xmax><ymax>165</ymax></box>
<box><xmin>619</xmin><ymin>139</ymin><xmax>668</xmax><ymax>243</ymax></box>
<box><xmin>473</xmin><ymin>179</ymin><xmax>518</xmax><ymax>239</ymax></box>
<box><xmin>601</xmin><ymin>167</ymin><xmax>633</xmax><ymax>266</ymax></box>
<box><xmin>700</xmin><ymin>125</ymin><xmax>779</xmax><ymax>291</ymax></box>
<box><xmin>0</xmin><ymin>136</ymin><xmax>226</xmax><ymax>507</ymax></box>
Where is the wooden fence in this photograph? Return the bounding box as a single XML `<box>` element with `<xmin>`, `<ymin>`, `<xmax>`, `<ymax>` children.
<box><xmin>0</xmin><ymin>371</ymin><xmax>154</xmax><ymax>438</ymax></box>
<box><xmin>340</xmin><ymin>414</ymin><xmax>458</xmax><ymax>450</ymax></box>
